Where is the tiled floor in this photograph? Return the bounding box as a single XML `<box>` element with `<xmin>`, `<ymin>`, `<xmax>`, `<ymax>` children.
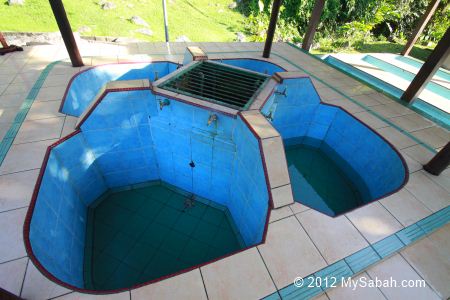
<box><xmin>0</xmin><ymin>41</ymin><xmax>448</xmax><ymax>299</ymax></box>
<box><xmin>85</xmin><ymin>183</ymin><xmax>243</xmax><ymax>290</ymax></box>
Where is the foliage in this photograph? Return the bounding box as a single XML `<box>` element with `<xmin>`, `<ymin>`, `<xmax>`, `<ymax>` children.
<box><xmin>241</xmin><ymin>0</ymin><xmax>449</xmax><ymax>51</ymax></box>
<box><xmin>243</xmin><ymin>2</ymin><xmax>299</xmax><ymax>42</ymax></box>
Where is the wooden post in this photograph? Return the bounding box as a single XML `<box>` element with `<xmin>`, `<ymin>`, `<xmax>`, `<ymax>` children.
<box><xmin>401</xmin><ymin>0</ymin><xmax>441</xmax><ymax>56</ymax></box>
<box><xmin>424</xmin><ymin>142</ymin><xmax>450</xmax><ymax>175</ymax></box>
<box><xmin>0</xmin><ymin>32</ymin><xmax>24</xmax><ymax>55</ymax></box>
<box><xmin>0</xmin><ymin>287</ymin><xmax>23</xmax><ymax>300</ymax></box>
<box><xmin>263</xmin><ymin>0</ymin><xmax>283</xmax><ymax>58</ymax></box>
<box><xmin>0</xmin><ymin>32</ymin><xmax>8</xmax><ymax>48</ymax></box>
<box><xmin>401</xmin><ymin>27</ymin><xmax>450</xmax><ymax>102</ymax></box>
<box><xmin>49</xmin><ymin>0</ymin><xmax>83</xmax><ymax>67</ymax></box>
<box><xmin>302</xmin><ymin>0</ymin><xmax>325</xmax><ymax>51</ymax></box>
<box><xmin>162</xmin><ymin>0</ymin><xmax>169</xmax><ymax>42</ymax></box>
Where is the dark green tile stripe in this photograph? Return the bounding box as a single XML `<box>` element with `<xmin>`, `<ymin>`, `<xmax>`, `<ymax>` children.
<box><xmin>372</xmin><ymin>235</ymin><xmax>404</xmax><ymax>258</ymax></box>
<box><xmin>417</xmin><ymin>206</ymin><xmax>450</xmax><ymax>233</ymax></box>
<box><xmin>279</xmin><ymin>275</ymin><xmax>323</xmax><ymax>300</ymax></box>
<box><xmin>0</xmin><ymin>61</ymin><xmax>59</xmax><ymax>166</ymax></box>
<box><xmin>396</xmin><ymin>224</ymin><xmax>426</xmax><ymax>244</ymax></box>
<box><xmin>345</xmin><ymin>246</ymin><xmax>380</xmax><ymax>274</ymax></box>
<box><xmin>315</xmin><ymin>260</ymin><xmax>353</xmax><ymax>289</ymax></box>
<box><xmin>264</xmin><ymin>204</ymin><xmax>450</xmax><ymax>300</ymax></box>
<box><xmin>264</xmin><ymin>291</ymin><xmax>282</xmax><ymax>300</ymax></box>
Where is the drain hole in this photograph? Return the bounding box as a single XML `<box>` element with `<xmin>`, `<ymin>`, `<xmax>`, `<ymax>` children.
<box><xmin>183</xmin><ymin>195</ymin><xmax>196</xmax><ymax>212</ymax></box>
<box><xmin>189</xmin><ymin>161</ymin><xmax>195</xmax><ymax>168</ymax></box>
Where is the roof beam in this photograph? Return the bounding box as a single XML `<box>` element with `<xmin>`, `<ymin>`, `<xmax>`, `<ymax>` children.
<box><xmin>263</xmin><ymin>0</ymin><xmax>283</xmax><ymax>58</ymax></box>
<box><xmin>302</xmin><ymin>0</ymin><xmax>325</xmax><ymax>51</ymax></box>
<box><xmin>401</xmin><ymin>27</ymin><xmax>450</xmax><ymax>102</ymax></box>
<box><xmin>424</xmin><ymin>142</ymin><xmax>450</xmax><ymax>175</ymax></box>
<box><xmin>49</xmin><ymin>0</ymin><xmax>83</xmax><ymax>67</ymax></box>
<box><xmin>401</xmin><ymin>0</ymin><xmax>441</xmax><ymax>56</ymax></box>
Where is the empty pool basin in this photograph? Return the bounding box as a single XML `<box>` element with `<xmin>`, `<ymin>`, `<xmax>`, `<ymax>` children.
<box><xmin>25</xmin><ymin>84</ymin><xmax>270</xmax><ymax>291</ymax></box>
<box><xmin>262</xmin><ymin>75</ymin><xmax>408</xmax><ymax>216</ymax></box>
<box><xmin>61</xmin><ymin>59</ymin><xmax>284</xmax><ymax>119</ymax></box>
<box><xmin>61</xmin><ymin>61</ymin><xmax>179</xmax><ymax>117</ymax></box>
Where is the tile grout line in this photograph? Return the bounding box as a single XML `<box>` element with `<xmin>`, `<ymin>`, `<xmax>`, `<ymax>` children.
<box><xmin>364</xmin><ymin>269</ymin><xmax>390</xmax><ymax>300</ymax></box>
<box><xmin>256</xmin><ymin>246</ymin><xmax>281</xmax><ymax>297</ymax></box>
<box><xmin>0</xmin><ymin>167</ymin><xmax>40</xmax><ymax>177</ymax></box>
<box><xmin>12</xmin><ymin>136</ymin><xmax>62</xmax><ymax>147</ymax></box>
<box><xmin>59</xmin><ymin>115</ymin><xmax>67</xmax><ymax>139</ymax></box>
<box><xmin>0</xmin><ymin>255</ymin><xmax>28</xmax><ymax>266</ymax></box>
<box><xmin>19</xmin><ymin>258</ymin><xmax>29</xmax><ymax>298</ymax></box>
<box><xmin>48</xmin><ymin>291</ymin><xmax>74</xmax><ymax>300</ymax></box>
<box><xmin>292</xmin><ymin>214</ymin><xmax>330</xmax><ymax>265</ymax></box>
<box><xmin>344</xmin><ymin>214</ymin><xmax>378</xmax><ymax>248</ymax></box>
<box><xmin>198</xmin><ymin>267</ymin><xmax>210</xmax><ymax>300</ymax></box>
<box><xmin>376</xmin><ymin>202</ymin><xmax>407</xmax><ymax>230</ymax></box>
<box><xmin>0</xmin><ymin>205</ymin><xmax>29</xmax><ymax>215</ymax></box>
<box><xmin>397</xmin><ymin>252</ymin><xmax>442</xmax><ymax>299</ymax></box>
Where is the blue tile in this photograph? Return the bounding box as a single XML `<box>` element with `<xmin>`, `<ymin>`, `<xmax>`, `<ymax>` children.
<box><xmin>314</xmin><ymin>260</ymin><xmax>353</xmax><ymax>289</ymax></box>
<box><xmin>417</xmin><ymin>207</ymin><xmax>450</xmax><ymax>234</ymax></box>
<box><xmin>396</xmin><ymin>224</ymin><xmax>426</xmax><ymax>245</ymax></box>
<box><xmin>263</xmin><ymin>291</ymin><xmax>281</xmax><ymax>300</ymax></box>
<box><xmin>279</xmin><ymin>278</ymin><xmax>323</xmax><ymax>300</ymax></box>
<box><xmin>372</xmin><ymin>235</ymin><xmax>405</xmax><ymax>258</ymax></box>
<box><xmin>61</xmin><ymin>62</ymin><xmax>178</xmax><ymax>117</ymax></box>
<box><xmin>345</xmin><ymin>246</ymin><xmax>380</xmax><ymax>274</ymax></box>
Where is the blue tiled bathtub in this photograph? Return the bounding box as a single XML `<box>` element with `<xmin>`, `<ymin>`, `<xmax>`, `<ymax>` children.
<box><xmin>262</xmin><ymin>76</ymin><xmax>408</xmax><ymax>216</ymax></box>
<box><xmin>61</xmin><ymin>62</ymin><xmax>179</xmax><ymax>117</ymax></box>
<box><xmin>216</xmin><ymin>58</ymin><xmax>285</xmax><ymax>75</ymax></box>
<box><xmin>61</xmin><ymin>59</ymin><xmax>284</xmax><ymax>118</ymax></box>
<box><xmin>26</xmin><ymin>88</ymin><xmax>270</xmax><ymax>290</ymax></box>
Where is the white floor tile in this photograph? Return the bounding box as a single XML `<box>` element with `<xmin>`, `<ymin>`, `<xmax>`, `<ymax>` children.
<box><xmin>296</xmin><ymin>210</ymin><xmax>368</xmax><ymax>264</ymax></box>
<box><xmin>258</xmin><ymin>216</ymin><xmax>327</xmax><ymax>288</ymax></box>
<box><xmin>201</xmin><ymin>248</ymin><xmax>276</xmax><ymax>300</ymax></box>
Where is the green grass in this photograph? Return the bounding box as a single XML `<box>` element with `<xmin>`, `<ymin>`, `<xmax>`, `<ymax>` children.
<box><xmin>0</xmin><ymin>0</ymin><xmax>246</xmax><ymax>42</ymax></box>
<box><xmin>312</xmin><ymin>41</ymin><xmax>434</xmax><ymax>62</ymax></box>
<box><xmin>0</xmin><ymin>1</ymin><xmax>436</xmax><ymax>62</ymax></box>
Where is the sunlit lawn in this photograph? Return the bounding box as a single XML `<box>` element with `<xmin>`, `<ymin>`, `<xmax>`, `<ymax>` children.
<box><xmin>0</xmin><ymin>0</ymin><xmax>246</xmax><ymax>42</ymax></box>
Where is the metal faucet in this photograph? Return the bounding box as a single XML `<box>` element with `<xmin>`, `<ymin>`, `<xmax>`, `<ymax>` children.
<box><xmin>275</xmin><ymin>87</ymin><xmax>287</xmax><ymax>97</ymax></box>
<box><xmin>263</xmin><ymin>111</ymin><xmax>274</xmax><ymax>121</ymax></box>
<box><xmin>159</xmin><ymin>98</ymin><xmax>170</xmax><ymax>110</ymax></box>
<box><xmin>207</xmin><ymin>114</ymin><xmax>218</xmax><ymax>126</ymax></box>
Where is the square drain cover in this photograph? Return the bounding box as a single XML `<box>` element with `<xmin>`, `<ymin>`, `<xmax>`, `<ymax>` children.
<box><xmin>158</xmin><ymin>61</ymin><xmax>270</xmax><ymax>110</ymax></box>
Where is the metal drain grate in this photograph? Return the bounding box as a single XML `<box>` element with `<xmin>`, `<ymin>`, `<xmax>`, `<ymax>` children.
<box><xmin>158</xmin><ymin>61</ymin><xmax>270</xmax><ymax>109</ymax></box>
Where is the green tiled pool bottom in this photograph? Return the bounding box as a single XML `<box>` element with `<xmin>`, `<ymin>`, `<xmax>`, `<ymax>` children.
<box><xmin>84</xmin><ymin>182</ymin><xmax>245</xmax><ymax>290</ymax></box>
<box><xmin>285</xmin><ymin>141</ymin><xmax>365</xmax><ymax>216</ymax></box>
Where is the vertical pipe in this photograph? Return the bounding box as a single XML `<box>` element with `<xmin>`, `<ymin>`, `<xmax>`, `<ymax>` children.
<box><xmin>263</xmin><ymin>0</ymin><xmax>283</xmax><ymax>58</ymax></box>
<box><xmin>162</xmin><ymin>0</ymin><xmax>169</xmax><ymax>43</ymax></box>
<box><xmin>49</xmin><ymin>0</ymin><xmax>83</xmax><ymax>67</ymax></box>
<box><xmin>401</xmin><ymin>0</ymin><xmax>441</xmax><ymax>56</ymax></box>
<box><xmin>424</xmin><ymin>142</ymin><xmax>450</xmax><ymax>175</ymax></box>
<box><xmin>401</xmin><ymin>27</ymin><xmax>450</xmax><ymax>102</ymax></box>
<box><xmin>302</xmin><ymin>0</ymin><xmax>325</xmax><ymax>51</ymax></box>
